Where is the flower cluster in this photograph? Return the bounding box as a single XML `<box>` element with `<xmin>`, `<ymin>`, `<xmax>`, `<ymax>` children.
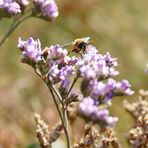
<box><xmin>79</xmin><ymin>97</ymin><xmax>118</xmax><ymax>127</ymax></box>
<box><xmin>81</xmin><ymin>78</ymin><xmax>134</xmax><ymax>103</ymax></box>
<box><xmin>79</xmin><ymin>79</ymin><xmax>134</xmax><ymax>127</ymax></box>
<box><xmin>33</xmin><ymin>0</ymin><xmax>59</xmax><ymax>21</ymax></box>
<box><xmin>77</xmin><ymin>45</ymin><xmax>134</xmax><ymax>127</ymax></box>
<box><xmin>18</xmin><ymin>37</ymin><xmax>42</xmax><ymax>63</ymax></box>
<box><xmin>18</xmin><ymin>37</ymin><xmax>77</xmax><ymax>85</ymax></box>
<box><xmin>77</xmin><ymin>45</ymin><xmax>118</xmax><ymax>80</ymax></box>
<box><xmin>0</xmin><ymin>0</ymin><xmax>59</xmax><ymax>21</ymax></box>
<box><xmin>45</xmin><ymin>45</ymin><xmax>77</xmax><ymax>84</ymax></box>
<box><xmin>18</xmin><ymin>37</ymin><xmax>134</xmax><ymax>129</ymax></box>
<box><xmin>0</xmin><ymin>0</ymin><xmax>29</xmax><ymax>17</ymax></box>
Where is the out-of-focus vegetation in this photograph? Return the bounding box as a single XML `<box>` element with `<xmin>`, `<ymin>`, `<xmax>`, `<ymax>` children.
<box><xmin>0</xmin><ymin>0</ymin><xmax>148</xmax><ymax>147</ymax></box>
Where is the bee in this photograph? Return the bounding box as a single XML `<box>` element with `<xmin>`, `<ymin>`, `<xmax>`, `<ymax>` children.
<box><xmin>61</xmin><ymin>37</ymin><xmax>90</xmax><ymax>54</ymax></box>
<box><xmin>72</xmin><ymin>37</ymin><xmax>90</xmax><ymax>53</ymax></box>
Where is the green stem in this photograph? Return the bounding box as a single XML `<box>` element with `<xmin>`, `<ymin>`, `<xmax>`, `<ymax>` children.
<box><xmin>50</xmin><ymin>84</ymin><xmax>71</xmax><ymax>148</ymax></box>
<box><xmin>48</xmin><ymin>86</ymin><xmax>71</xmax><ymax>148</ymax></box>
<box><xmin>62</xmin><ymin>101</ymin><xmax>70</xmax><ymax>148</ymax></box>
<box><xmin>51</xmin><ymin>84</ymin><xmax>62</xmax><ymax>103</ymax></box>
<box><xmin>34</xmin><ymin>69</ymin><xmax>71</xmax><ymax>148</ymax></box>
<box><xmin>0</xmin><ymin>19</ymin><xmax>17</xmax><ymax>46</ymax></box>
<box><xmin>48</xmin><ymin>86</ymin><xmax>63</xmax><ymax>122</ymax></box>
<box><xmin>0</xmin><ymin>10</ymin><xmax>32</xmax><ymax>46</ymax></box>
<box><xmin>67</xmin><ymin>76</ymin><xmax>78</xmax><ymax>96</ymax></box>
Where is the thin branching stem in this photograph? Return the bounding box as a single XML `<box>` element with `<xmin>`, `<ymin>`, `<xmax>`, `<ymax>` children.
<box><xmin>34</xmin><ymin>68</ymin><xmax>71</xmax><ymax>148</ymax></box>
<box><xmin>0</xmin><ymin>18</ymin><xmax>17</xmax><ymax>46</ymax></box>
<box><xmin>0</xmin><ymin>10</ymin><xmax>32</xmax><ymax>46</ymax></box>
<box><xmin>50</xmin><ymin>84</ymin><xmax>71</xmax><ymax>148</ymax></box>
<box><xmin>67</xmin><ymin>76</ymin><xmax>78</xmax><ymax>97</ymax></box>
<box><xmin>50</xmin><ymin>84</ymin><xmax>62</xmax><ymax>103</ymax></box>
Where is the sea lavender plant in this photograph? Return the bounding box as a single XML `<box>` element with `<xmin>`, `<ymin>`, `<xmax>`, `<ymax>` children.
<box><xmin>18</xmin><ymin>37</ymin><xmax>134</xmax><ymax>147</ymax></box>
<box><xmin>0</xmin><ymin>0</ymin><xmax>58</xmax><ymax>46</ymax></box>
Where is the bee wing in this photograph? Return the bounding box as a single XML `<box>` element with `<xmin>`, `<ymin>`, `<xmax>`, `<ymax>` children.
<box><xmin>82</xmin><ymin>37</ymin><xmax>90</xmax><ymax>42</ymax></box>
<box><xmin>61</xmin><ymin>42</ymin><xmax>72</xmax><ymax>47</ymax></box>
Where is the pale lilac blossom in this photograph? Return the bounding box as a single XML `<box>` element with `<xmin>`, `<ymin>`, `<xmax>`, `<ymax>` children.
<box><xmin>81</xmin><ymin>78</ymin><xmax>133</xmax><ymax>103</ymax></box>
<box><xmin>33</xmin><ymin>0</ymin><xmax>59</xmax><ymax>21</ymax></box>
<box><xmin>0</xmin><ymin>0</ymin><xmax>29</xmax><ymax>16</ymax></box>
<box><xmin>48</xmin><ymin>64</ymin><xmax>60</xmax><ymax>82</ymax></box>
<box><xmin>116</xmin><ymin>80</ymin><xmax>134</xmax><ymax>95</ymax></box>
<box><xmin>18</xmin><ymin>37</ymin><xmax>42</xmax><ymax>62</ymax></box>
<box><xmin>79</xmin><ymin>97</ymin><xmax>118</xmax><ymax>127</ymax></box>
<box><xmin>45</xmin><ymin>45</ymin><xmax>76</xmax><ymax>83</ymax></box>
<box><xmin>7</xmin><ymin>1</ymin><xmax>21</xmax><ymax>14</ymax></box>
<box><xmin>77</xmin><ymin>45</ymin><xmax>119</xmax><ymax>80</ymax></box>
<box><xmin>58</xmin><ymin>65</ymin><xmax>75</xmax><ymax>80</ymax></box>
<box><xmin>0</xmin><ymin>0</ymin><xmax>21</xmax><ymax>15</ymax></box>
<box><xmin>104</xmin><ymin>52</ymin><xmax>117</xmax><ymax>67</ymax></box>
<box><xmin>60</xmin><ymin>78</ymin><xmax>70</xmax><ymax>90</ymax></box>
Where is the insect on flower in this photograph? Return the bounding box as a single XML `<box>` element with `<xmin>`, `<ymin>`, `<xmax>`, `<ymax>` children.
<box><xmin>61</xmin><ymin>37</ymin><xmax>90</xmax><ymax>54</ymax></box>
<box><xmin>72</xmin><ymin>37</ymin><xmax>90</xmax><ymax>53</ymax></box>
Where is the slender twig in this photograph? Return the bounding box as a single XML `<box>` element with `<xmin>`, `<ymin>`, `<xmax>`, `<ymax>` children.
<box><xmin>62</xmin><ymin>100</ymin><xmax>71</xmax><ymax>148</ymax></box>
<box><xmin>49</xmin><ymin>86</ymin><xmax>71</xmax><ymax>148</ymax></box>
<box><xmin>0</xmin><ymin>19</ymin><xmax>17</xmax><ymax>46</ymax></box>
<box><xmin>50</xmin><ymin>84</ymin><xmax>71</xmax><ymax>148</ymax></box>
<box><xmin>67</xmin><ymin>76</ymin><xmax>78</xmax><ymax>97</ymax></box>
<box><xmin>51</xmin><ymin>84</ymin><xmax>62</xmax><ymax>102</ymax></box>
<box><xmin>0</xmin><ymin>10</ymin><xmax>32</xmax><ymax>46</ymax></box>
<box><xmin>48</xmin><ymin>86</ymin><xmax>63</xmax><ymax>122</ymax></box>
<box><xmin>34</xmin><ymin>68</ymin><xmax>71</xmax><ymax>148</ymax></box>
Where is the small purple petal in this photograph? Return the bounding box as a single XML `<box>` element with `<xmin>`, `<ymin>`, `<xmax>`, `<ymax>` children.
<box><xmin>33</xmin><ymin>0</ymin><xmax>59</xmax><ymax>21</ymax></box>
<box><xmin>18</xmin><ymin>37</ymin><xmax>42</xmax><ymax>62</ymax></box>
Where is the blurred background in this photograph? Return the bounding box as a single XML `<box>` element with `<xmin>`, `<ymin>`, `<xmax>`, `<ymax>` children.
<box><xmin>0</xmin><ymin>0</ymin><xmax>148</xmax><ymax>147</ymax></box>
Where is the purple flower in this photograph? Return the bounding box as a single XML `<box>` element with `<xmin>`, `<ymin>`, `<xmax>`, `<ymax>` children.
<box><xmin>66</xmin><ymin>56</ymin><xmax>78</xmax><ymax>66</ymax></box>
<box><xmin>47</xmin><ymin>45</ymin><xmax>68</xmax><ymax>64</ymax></box>
<box><xmin>33</xmin><ymin>0</ymin><xmax>59</xmax><ymax>21</ymax></box>
<box><xmin>0</xmin><ymin>0</ymin><xmax>21</xmax><ymax>15</ymax></box>
<box><xmin>46</xmin><ymin>45</ymin><xmax>77</xmax><ymax>67</ymax></box>
<box><xmin>58</xmin><ymin>65</ymin><xmax>75</xmax><ymax>80</ymax></box>
<box><xmin>7</xmin><ymin>1</ymin><xmax>21</xmax><ymax>14</ymax></box>
<box><xmin>85</xmin><ymin>45</ymin><xmax>98</xmax><ymax>55</ymax></box>
<box><xmin>115</xmin><ymin>80</ymin><xmax>134</xmax><ymax>95</ymax></box>
<box><xmin>81</xmin><ymin>77</ymin><xmax>134</xmax><ymax>103</ymax></box>
<box><xmin>48</xmin><ymin>64</ymin><xmax>60</xmax><ymax>82</ymax></box>
<box><xmin>60</xmin><ymin>78</ymin><xmax>70</xmax><ymax>90</ymax></box>
<box><xmin>48</xmin><ymin>65</ymin><xmax>75</xmax><ymax>84</ymax></box>
<box><xmin>104</xmin><ymin>52</ymin><xmax>117</xmax><ymax>67</ymax></box>
<box><xmin>42</xmin><ymin>45</ymin><xmax>77</xmax><ymax>84</ymax></box>
<box><xmin>18</xmin><ymin>37</ymin><xmax>42</xmax><ymax>63</ymax></box>
<box><xmin>78</xmin><ymin>64</ymin><xmax>97</xmax><ymax>79</ymax></box>
<box><xmin>77</xmin><ymin>45</ymin><xmax>119</xmax><ymax>80</ymax></box>
<box><xmin>106</xmin><ymin>78</ymin><xmax>116</xmax><ymax>91</ymax></box>
<box><xmin>79</xmin><ymin>97</ymin><xmax>118</xmax><ymax>127</ymax></box>
<box><xmin>81</xmin><ymin>78</ymin><xmax>116</xmax><ymax>102</ymax></box>
<box><xmin>0</xmin><ymin>0</ymin><xmax>29</xmax><ymax>17</ymax></box>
